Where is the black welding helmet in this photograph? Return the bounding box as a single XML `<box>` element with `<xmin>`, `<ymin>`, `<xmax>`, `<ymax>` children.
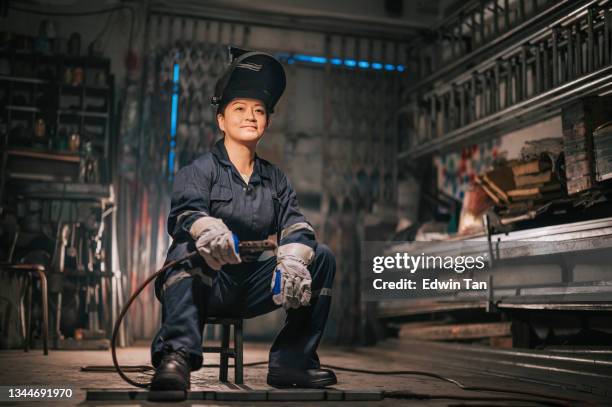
<box><xmin>212</xmin><ymin>47</ymin><xmax>286</xmax><ymax>114</ymax></box>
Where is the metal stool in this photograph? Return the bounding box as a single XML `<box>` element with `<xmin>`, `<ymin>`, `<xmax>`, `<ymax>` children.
<box><xmin>0</xmin><ymin>263</ymin><xmax>49</xmax><ymax>355</ymax></box>
<box><xmin>203</xmin><ymin>317</ymin><xmax>243</xmax><ymax>384</ymax></box>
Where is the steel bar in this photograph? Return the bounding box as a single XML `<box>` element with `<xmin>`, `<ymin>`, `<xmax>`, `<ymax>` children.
<box><xmin>521</xmin><ymin>45</ymin><xmax>528</xmax><ymax>99</ymax></box>
<box><xmin>505</xmin><ymin>60</ymin><xmax>512</xmax><ymax>108</ymax></box>
<box><xmin>494</xmin><ymin>0</ymin><xmax>500</xmax><ymax>36</ymax></box>
<box><xmin>559</xmin><ymin>44</ymin><xmax>566</xmax><ymax>83</ymax></box>
<box><xmin>451</xmin><ymin>86</ymin><xmax>457</xmax><ymax>129</ymax></box>
<box><xmin>441</xmin><ymin>93</ymin><xmax>448</xmax><ymax>134</ymax></box>
<box><xmin>552</xmin><ymin>27</ymin><xmax>560</xmax><ymax>86</ymax></box>
<box><xmin>576</xmin><ymin>23</ymin><xmax>583</xmax><ymax>76</ymax></box>
<box><xmin>587</xmin><ymin>7</ymin><xmax>595</xmax><ymax>72</ymax></box>
<box><xmin>470</xmin><ymin>74</ymin><xmax>477</xmax><ymax>121</ymax></box>
<box><xmin>429</xmin><ymin>96</ymin><xmax>435</xmax><ymax>139</ymax></box>
<box><xmin>459</xmin><ymin>84</ymin><xmax>466</xmax><ymax>126</ymax></box>
<box><xmin>480</xmin><ymin>1</ymin><xmax>485</xmax><ymax>45</ymax></box>
<box><xmin>453</xmin><ymin>24</ymin><xmax>459</xmax><ymax>60</ymax></box>
<box><xmin>487</xmin><ymin>71</ymin><xmax>494</xmax><ymax>114</ymax></box>
<box><xmin>605</xmin><ymin>8</ymin><xmax>611</xmax><ymax>64</ymax></box>
<box><xmin>480</xmin><ymin>73</ymin><xmax>487</xmax><ymax>117</ymax></box>
<box><xmin>471</xmin><ymin>12</ymin><xmax>477</xmax><ymax>51</ymax></box>
<box><xmin>567</xmin><ymin>27</ymin><xmax>574</xmax><ymax>80</ymax></box>
<box><xmin>493</xmin><ymin>61</ymin><xmax>500</xmax><ymax>112</ymax></box>
<box><xmin>504</xmin><ymin>0</ymin><xmax>510</xmax><ymax>30</ymax></box>
<box><xmin>534</xmin><ymin>43</ymin><xmax>542</xmax><ymax>93</ymax></box>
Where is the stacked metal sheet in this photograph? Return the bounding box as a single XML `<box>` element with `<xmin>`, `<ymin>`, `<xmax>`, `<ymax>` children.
<box><xmin>561</xmin><ymin>97</ymin><xmax>612</xmax><ymax>195</ymax></box>
<box><xmin>594</xmin><ymin>121</ymin><xmax>612</xmax><ymax>182</ymax></box>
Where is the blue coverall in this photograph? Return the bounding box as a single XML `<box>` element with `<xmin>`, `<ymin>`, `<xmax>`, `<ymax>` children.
<box><xmin>151</xmin><ymin>139</ymin><xmax>336</xmax><ymax>371</ymax></box>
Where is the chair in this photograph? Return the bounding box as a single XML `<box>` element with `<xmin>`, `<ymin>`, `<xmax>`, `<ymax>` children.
<box><xmin>0</xmin><ymin>263</ymin><xmax>49</xmax><ymax>355</ymax></box>
<box><xmin>202</xmin><ymin>317</ymin><xmax>243</xmax><ymax>384</ymax></box>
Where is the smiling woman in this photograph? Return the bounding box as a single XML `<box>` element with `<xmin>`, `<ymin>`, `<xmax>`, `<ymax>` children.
<box><xmin>216</xmin><ymin>98</ymin><xmax>270</xmax><ymax>178</ymax></box>
<box><xmin>149</xmin><ymin>47</ymin><xmax>337</xmax><ymax>396</ymax></box>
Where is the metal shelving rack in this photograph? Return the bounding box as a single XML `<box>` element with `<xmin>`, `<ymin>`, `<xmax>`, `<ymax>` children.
<box><xmin>399</xmin><ymin>0</ymin><xmax>612</xmax><ymax>159</ymax></box>
<box><xmin>0</xmin><ymin>51</ymin><xmax>114</xmax><ymax>189</ymax></box>
<box><xmin>0</xmin><ymin>50</ymin><xmax>119</xmax><ymax>347</ymax></box>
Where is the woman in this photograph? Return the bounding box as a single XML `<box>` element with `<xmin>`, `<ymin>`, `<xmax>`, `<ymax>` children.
<box><xmin>150</xmin><ymin>48</ymin><xmax>337</xmax><ymax>394</ymax></box>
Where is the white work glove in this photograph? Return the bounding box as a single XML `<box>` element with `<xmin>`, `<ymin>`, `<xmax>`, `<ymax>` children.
<box><xmin>190</xmin><ymin>216</ymin><xmax>241</xmax><ymax>271</ymax></box>
<box><xmin>272</xmin><ymin>243</ymin><xmax>314</xmax><ymax>309</ymax></box>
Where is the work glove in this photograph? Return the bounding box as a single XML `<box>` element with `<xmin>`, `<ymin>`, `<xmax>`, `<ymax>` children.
<box><xmin>190</xmin><ymin>216</ymin><xmax>241</xmax><ymax>271</ymax></box>
<box><xmin>272</xmin><ymin>243</ymin><xmax>314</xmax><ymax>309</ymax></box>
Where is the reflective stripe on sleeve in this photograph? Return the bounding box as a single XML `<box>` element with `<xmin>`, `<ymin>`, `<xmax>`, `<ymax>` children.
<box><xmin>280</xmin><ymin>222</ymin><xmax>315</xmax><ymax>240</ymax></box>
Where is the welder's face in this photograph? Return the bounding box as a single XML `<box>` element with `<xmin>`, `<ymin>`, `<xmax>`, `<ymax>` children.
<box><xmin>217</xmin><ymin>98</ymin><xmax>269</xmax><ymax>145</ymax></box>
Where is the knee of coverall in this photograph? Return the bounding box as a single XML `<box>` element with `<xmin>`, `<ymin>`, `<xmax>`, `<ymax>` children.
<box><xmin>310</xmin><ymin>243</ymin><xmax>336</xmax><ymax>290</ymax></box>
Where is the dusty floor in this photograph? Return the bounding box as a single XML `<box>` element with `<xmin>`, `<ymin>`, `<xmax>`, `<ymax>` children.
<box><xmin>0</xmin><ymin>340</ymin><xmax>608</xmax><ymax>406</ymax></box>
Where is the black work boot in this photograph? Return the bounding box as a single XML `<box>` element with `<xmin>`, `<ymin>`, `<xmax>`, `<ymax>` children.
<box><xmin>267</xmin><ymin>367</ymin><xmax>337</xmax><ymax>388</ymax></box>
<box><xmin>150</xmin><ymin>349</ymin><xmax>191</xmax><ymax>396</ymax></box>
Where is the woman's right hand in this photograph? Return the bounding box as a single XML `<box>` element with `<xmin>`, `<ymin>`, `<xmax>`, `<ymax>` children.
<box><xmin>190</xmin><ymin>217</ymin><xmax>241</xmax><ymax>270</ymax></box>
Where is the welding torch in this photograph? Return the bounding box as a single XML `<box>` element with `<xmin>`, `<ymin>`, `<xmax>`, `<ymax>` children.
<box><xmin>111</xmin><ymin>235</ymin><xmax>277</xmax><ymax>388</ymax></box>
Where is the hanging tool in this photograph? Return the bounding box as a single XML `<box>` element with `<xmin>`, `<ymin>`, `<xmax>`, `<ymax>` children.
<box><xmin>111</xmin><ymin>236</ymin><xmax>276</xmax><ymax>388</ymax></box>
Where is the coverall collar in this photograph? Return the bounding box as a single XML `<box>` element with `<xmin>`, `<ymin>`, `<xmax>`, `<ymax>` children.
<box><xmin>212</xmin><ymin>138</ymin><xmax>271</xmax><ymax>184</ymax></box>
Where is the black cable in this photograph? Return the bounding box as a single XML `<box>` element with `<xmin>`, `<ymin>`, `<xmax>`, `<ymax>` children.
<box><xmin>8</xmin><ymin>5</ymin><xmax>135</xmax><ymax>51</ymax></box>
<box><xmin>110</xmin><ymin>251</ymin><xmax>199</xmax><ymax>388</ymax></box>
<box><xmin>320</xmin><ymin>364</ymin><xmax>584</xmax><ymax>406</ymax></box>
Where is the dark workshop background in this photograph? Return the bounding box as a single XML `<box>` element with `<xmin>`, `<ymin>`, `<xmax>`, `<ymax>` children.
<box><xmin>1</xmin><ymin>0</ymin><xmax>612</xmax><ymax>357</ymax></box>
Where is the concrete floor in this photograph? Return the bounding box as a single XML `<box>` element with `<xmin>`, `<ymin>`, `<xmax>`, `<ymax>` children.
<box><xmin>0</xmin><ymin>340</ymin><xmax>608</xmax><ymax>406</ymax></box>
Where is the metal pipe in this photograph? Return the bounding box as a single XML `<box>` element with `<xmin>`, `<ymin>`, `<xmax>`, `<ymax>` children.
<box><xmin>493</xmin><ymin>61</ymin><xmax>500</xmax><ymax>112</ymax></box>
<box><xmin>552</xmin><ymin>27</ymin><xmax>560</xmax><ymax>86</ymax></box>
<box><xmin>471</xmin><ymin>12</ymin><xmax>477</xmax><ymax>50</ymax></box>
<box><xmin>494</xmin><ymin>0</ymin><xmax>500</xmax><ymax>36</ymax></box>
<box><xmin>480</xmin><ymin>73</ymin><xmax>487</xmax><ymax>117</ymax></box>
<box><xmin>521</xmin><ymin>45</ymin><xmax>528</xmax><ymax>99</ymax></box>
<box><xmin>587</xmin><ymin>7</ymin><xmax>595</xmax><ymax>72</ymax></box>
<box><xmin>441</xmin><ymin>92</ymin><xmax>448</xmax><ymax>133</ymax></box>
<box><xmin>567</xmin><ymin>27</ymin><xmax>574</xmax><ymax>80</ymax></box>
<box><xmin>605</xmin><ymin>8</ymin><xmax>611</xmax><ymax>64</ymax></box>
<box><xmin>430</xmin><ymin>96</ymin><xmax>437</xmax><ymax>138</ymax></box>
<box><xmin>505</xmin><ymin>60</ymin><xmax>512</xmax><ymax>108</ymax></box>
<box><xmin>451</xmin><ymin>87</ymin><xmax>457</xmax><ymax>130</ymax></box>
<box><xmin>471</xmin><ymin>74</ymin><xmax>477</xmax><ymax>121</ymax></box>
<box><xmin>576</xmin><ymin>23</ymin><xmax>583</xmax><ymax>76</ymax></box>
<box><xmin>459</xmin><ymin>84</ymin><xmax>466</xmax><ymax>126</ymax></box>
<box><xmin>534</xmin><ymin>43</ymin><xmax>542</xmax><ymax>93</ymax></box>
<box><xmin>504</xmin><ymin>0</ymin><xmax>510</xmax><ymax>30</ymax></box>
<box><xmin>480</xmin><ymin>1</ymin><xmax>485</xmax><ymax>44</ymax></box>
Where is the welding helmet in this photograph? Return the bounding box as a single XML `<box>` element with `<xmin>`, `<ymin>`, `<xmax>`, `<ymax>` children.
<box><xmin>211</xmin><ymin>47</ymin><xmax>286</xmax><ymax>114</ymax></box>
